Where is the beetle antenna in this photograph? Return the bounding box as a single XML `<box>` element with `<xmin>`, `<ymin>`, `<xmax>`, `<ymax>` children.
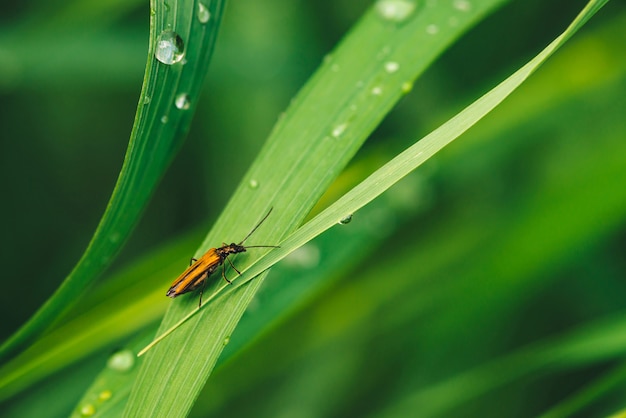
<box><xmin>239</xmin><ymin>207</ymin><xmax>273</xmax><ymax>245</ymax></box>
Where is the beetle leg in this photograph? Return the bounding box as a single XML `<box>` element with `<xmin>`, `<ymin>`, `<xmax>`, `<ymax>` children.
<box><xmin>221</xmin><ymin>261</ymin><xmax>233</xmax><ymax>284</ymax></box>
<box><xmin>198</xmin><ymin>271</ymin><xmax>208</xmax><ymax>307</ymax></box>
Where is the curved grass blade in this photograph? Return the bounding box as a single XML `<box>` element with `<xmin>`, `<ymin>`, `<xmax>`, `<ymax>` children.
<box><xmin>0</xmin><ymin>0</ymin><xmax>226</xmax><ymax>361</ymax></box>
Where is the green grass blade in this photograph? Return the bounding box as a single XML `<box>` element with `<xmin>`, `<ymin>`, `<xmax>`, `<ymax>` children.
<box><xmin>125</xmin><ymin>0</ymin><xmax>510</xmax><ymax>416</ymax></box>
<box><xmin>0</xmin><ymin>0</ymin><xmax>225</xmax><ymax>361</ymax></box>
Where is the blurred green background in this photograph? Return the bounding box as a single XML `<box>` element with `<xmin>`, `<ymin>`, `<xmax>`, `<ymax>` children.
<box><xmin>2</xmin><ymin>0</ymin><xmax>626</xmax><ymax>416</ymax></box>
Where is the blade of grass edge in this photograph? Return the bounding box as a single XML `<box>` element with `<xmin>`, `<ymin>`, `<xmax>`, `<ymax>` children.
<box><xmin>0</xmin><ymin>0</ymin><xmax>226</xmax><ymax>362</ymax></box>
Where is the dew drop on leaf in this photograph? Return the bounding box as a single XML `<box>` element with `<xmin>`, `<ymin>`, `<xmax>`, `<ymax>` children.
<box><xmin>175</xmin><ymin>93</ymin><xmax>191</xmax><ymax>110</ymax></box>
<box><xmin>107</xmin><ymin>349</ymin><xmax>135</xmax><ymax>372</ymax></box>
<box><xmin>197</xmin><ymin>2</ymin><xmax>211</xmax><ymax>24</ymax></box>
<box><xmin>375</xmin><ymin>0</ymin><xmax>417</xmax><ymax>23</ymax></box>
<box><xmin>338</xmin><ymin>214</ymin><xmax>353</xmax><ymax>225</ymax></box>
<box><xmin>384</xmin><ymin>61</ymin><xmax>400</xmax><ymax>73</ymax></box>
<box><xmin>155</xmin><ymin>30</ymin><xmax>185</xmax><ymax>65</ymax></box>
<box><xmin>80</xmin><ymin>404</ymin><xmax>96</xmax><ymax>417</ymax></box>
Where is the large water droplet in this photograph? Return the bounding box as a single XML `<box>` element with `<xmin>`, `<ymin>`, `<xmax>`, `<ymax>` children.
<box><xmin>175</xmin><ymin>93</ymin><xmax>190</xmax><ymax>110</ymax></box>
<box><xmin>155</xmin><ymin>30</ymin><xmax>185</xmax><ymax>65</ymax></box>
<box><xmin>249</xmin><ymin>179</ymin><xmax>259</xmax><ymax>189</ymax></box>
<box><xmin>197</xmin><ymin>3</ymin><xmax>211</xmax><ymax>23</ymax></box>
<box><xmin>401</xmin><ymin>81</ymin><xmax>413</xmax><ymax>93</ymax></box>
<box><xmin>107</xmin><ymin>349</ymin><xmax>135</xmax><ymax>372</ymax></box>
<box><xmin>223</xmin><ymin>336</ymin><xmax>231</xmax><ymax>346</ymax></box>
<box><xmin>161</xmin><ymin>115</ymin><xmax>169</xmax><ymax>124</ymax></box>
<box><xmin>371</xmin><ymin>86</ymin><xmax>383</xmax><ymax>95</ymax></box>
<box><xmin>143</xmin><ymin>95</ymin><xmax>151</xmax><ymax>105</ymax></box>
<box><xmin>375</xmin><ymin>0</ymin><xmax>417</xmax><ymax>23</ymax></box>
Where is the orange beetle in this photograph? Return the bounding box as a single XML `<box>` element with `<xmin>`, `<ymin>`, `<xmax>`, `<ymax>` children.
<box><xmin>166</xmin><ymin>208</ymin><xmax>278</xmax><ymax>306</ymax></box>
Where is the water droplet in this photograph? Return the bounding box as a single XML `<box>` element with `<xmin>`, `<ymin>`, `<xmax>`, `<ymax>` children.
<box><xmin>323</xmin><ymin>54</ymin><xmax>333</xmax><ymax>64</ymax></box>
<box><xmin>355</xmin><ymin>80</ymin><xmax>364</xmax><ymax>88</ymax></box>
<box><xmin>331</xmin><ymin>63</ymin><xmax>340</xmax><ymax>72</ymax></box>
<box><xmin>175</xmin><ymin>93</ymin><xmax>190</xmax><ymax>110</ymax></box>
<box><xmin>80</xmin><ymin>404</ymin><xmax>96</xmax><ymax>416</ymax></box>
<box><xmin>453</xmin><ymin>0</ymin><xmax>471</xmax><ymax>12</ymax></box>
<box><xmin>223</xmin><ymin>336</ymin><xmax>231</xmax><ymax>346</ymax></box>
<box><xmin>107</xmin><ymin>349</ymin><xmax>135</xmax><ymax>372</ymax></box>
<box><xmin>401</xmin><ymin>81</ymin><xmax>413</xmax><ymax>93</ymax></box>
<box><xmin>338</xmin><ymin>214</ymin><xmax>353</xmax><ymax>225</ymax></box>
<box><xmin>98</xmin><ymin>390</ymin><xmax>113</xmax><ymax>402</ymax></box>
<box><xmin>197</xmin><ymin>2</ymin><xmax>211</xmax><ymax>23</ymax></box>
<box><xmin>349</xmin><ymin>104</ymin><xmax>358</xmax><ymax>111</ymax></box>
<box><xmin>425</xmin><ymin>24</ymin><xmax>439</xmax><ymax>35</ymax></box>
<box><xmin>375</xmin><ymin>0</ymin><xmax>417</xmax><ymax>23</ymax></box>
<box><xmin>448</xmin><ymin>16</ymin><xmax>459</xmax><ymax>27</ymax></box>
<box><xmin>331</xmin><ymin>123</ymin><xmax>348</xmax><ymax>138</ymax></box>
<box><xmin>143</xmin><ymin>95</ymin><xmax>151</xmax><ymax>105</ymax></box>
<box><xmin>249</xmin><ymin>179</ymin><xmax>259</xmax><ymax>189</ymax></box>
<box><xmin>371</xmin><ymin>86</ymin><xmax>383</xmax><ymax>95</ymax></box>
<box><xmin>384</xmin><ymin>61</ymin><xmax>400</xmax><ymax>73</ymax></box>
<box><xmin>155</xmin><ymin>30</ymin><xmax>185</xmax><ymax>65</ymax></box>
<box><xmin>161</xmin><ymin>115</ymin><xmax>169</xmax><ymax>124</ymax></box>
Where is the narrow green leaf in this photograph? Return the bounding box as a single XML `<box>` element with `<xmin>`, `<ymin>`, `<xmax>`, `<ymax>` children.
<box><xmin>0</xmin><ymin>0</ymin><xmax>225</xmax><ymax>361</ymax></box>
